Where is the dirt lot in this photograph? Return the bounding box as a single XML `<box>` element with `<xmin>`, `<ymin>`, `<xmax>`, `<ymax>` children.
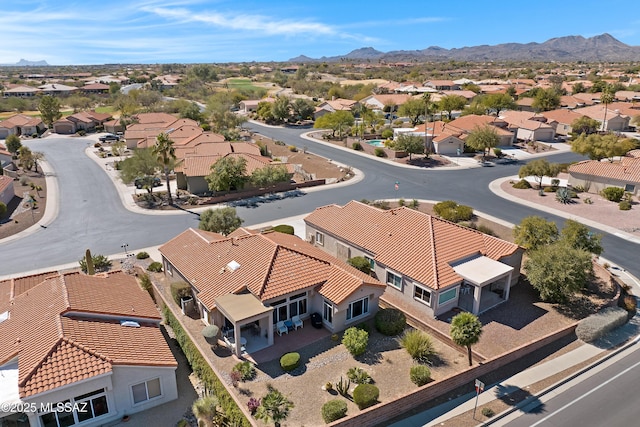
<box><xmin>0</xmin><ymin>170</ymin><xmax>47</xmax><ymax>240</ymax></box>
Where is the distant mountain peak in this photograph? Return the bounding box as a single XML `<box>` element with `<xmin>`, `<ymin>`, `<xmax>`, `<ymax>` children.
<box><xmin>288</xmin><ymin>33</ymin><xmax>639</xmax><ymax>63</ymax></box>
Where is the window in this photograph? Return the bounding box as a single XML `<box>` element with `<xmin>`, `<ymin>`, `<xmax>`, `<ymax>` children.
<box><xmin>315</xmin><ymin>232</ymin><xmax>324</xmax><ymax>246</ymax></box>
<box><xmin>323</xmin><ymin>300</ymin><xmax>333</xmax><ymax>323</ymax></box>
<box><xmin>39</xmin><ymin>389</ymin><xmax>109</xmax><ymax>427</ymax></box>
<box><xmin>365</xmin><ymin>256</ymin><xmax>375</xmax><ymax>270</ymax></box>
<box><xmin>414</xmin><ymin>285</ymin><xmax>431</xmax><ymax>306</ymax></box>
<box><xmin>271</xmin><ymin>293</ymin><xmax>308</xmax><ymax>323</ymax></box>
<box><xmin>132</xmin><ymin>378</ymin><xmax>162</xmax><ymax>404</ymax></box>
<box><xmin>346</xmin><ymin>297</ymin><xmax>369</xmax><ymax>321</ymax></box>
<box><xmin>624</xmin><ymin>184</ymin><xmax>635</xmax><ymax>192</ymax></box>
<box><xmin>386</xmin><ymin>271</ymin><xmax>402</xmax><ymax>289</ymax></box>
<box><xmin>438</xmin><ymin>288</ymin><xmax>457</xmax><ymax>305</ymax></box>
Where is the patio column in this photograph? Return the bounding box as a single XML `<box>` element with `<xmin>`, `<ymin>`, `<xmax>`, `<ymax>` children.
<box><xmin>267</xmin><ymin>315</ymin><xmax>274</xmax><ymax>347</ymax></box>
<box><xmin>472</xmin><ymin>286</ymin><xmax>481</xmax><ymax>315</ymax></box>
<box><xmin>233</xmin><ymin>324</ymin><xmax>242</xmax><ymax>357</ymax></box>
<box><xmin>503</xmin><ymin>272</ymin><xmax>512</xmax><ymax>301</ymax></box>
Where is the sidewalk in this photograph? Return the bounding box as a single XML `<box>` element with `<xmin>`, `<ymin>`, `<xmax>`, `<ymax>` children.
<box><xmin>390</xmin><ymin>262</ymin><xmax>640</xmax><ymax>427</ymax></box>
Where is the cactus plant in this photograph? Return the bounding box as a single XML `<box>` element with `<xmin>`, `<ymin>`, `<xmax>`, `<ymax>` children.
<box><xmin>85</xmin><ymin>249</ymin><xmax>95</xmax><ymax>275</ymax></box>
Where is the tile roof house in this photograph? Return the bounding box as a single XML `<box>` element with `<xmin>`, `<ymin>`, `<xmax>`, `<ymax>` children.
<box><xmin>0</xmin><ymin>271</ymin><xmax>178</xmax><ymax>427</ymax></box>
<box><xmin>304</xmin><ymin>201</ymin><xmax>524</xmax><ymax>317</ymax></box>
<box><xmin>174</xmin><ymin>151</ymin><xmax>293</xmax><ymax>194</ymax></box>
<box><xmin>2</xmin><ymin>85</ymin><xmax>40</xmax><ymax>97</ymax></box>
<box><xmin>500</xmin><ymin>111</ymin><xmax>556</xmax><ymax>142</ymax></box>
<box><xmin>314</xmin><ymin>98</ymin><xmax>359</xmax><ymax>120</ymax></box>
<box><xmin>159</xmin><ymin>228</ymin><xmax>385</xmax><ymax>356</ymax></box>
<box><xmin>568</xmin><ymin>150</ymin><xmax>640</xmax><ymax>196</ymax></box>
<box><xmin>446</xmin><ymin>115</ymin><xmax>515</xmax><ymax>146</ymax></box>
<box><xmin>0</xmin><ymin>175</ymin><xmax>15</xmax><ymax>206</ymax></box>
<box><xmin>52</xmin><ymin>111</ymin><xmax>113</xmax><ymax>134</ymax></box>
<box><xmin>573</xmin><ymin>104</ymin><xmax>630</xmax><ymax>131</ymax></box>
<box><xmin>0</xmin><ymin>114</ymin><xmax>45</xmax><ymax>139</ymax></box>
<box><xmin>541</xmin><ymin>109</ymin><xmax>587</xmax><ymax>136</ymax></box>
<box><xmin>360</xmin><ymin>94</ymin><xmax>413</xmax><ymax>111</ymax></box>
<box><xmin>394</xmin><ymin>121</ymin><xmax>465</xmax><ymax>155</ymax></box>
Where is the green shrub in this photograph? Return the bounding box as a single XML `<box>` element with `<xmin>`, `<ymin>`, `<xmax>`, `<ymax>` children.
<box><xmin>374</xmin><ymin>147</ymin><xmax>386</xmax><ymax>157</ymax></box>
<box><xmin>162</xmin><ymin>307</ymin><xmax>250</xmax><ymax>426</ymax></box>
<box><xmin>0</xmin><ymin>202</ymin><xmax>6</xmax><ymax>217</ymax></box>
<box><xmin>287</xmin><ymin>145</ymin><xmax>298</xmax><ymax>152</ymax></box>
<box><xmin>170</xmin><ymin>281</ymin><xmax>192</xmax><ymax>305</ymax></box>
<box><xmin>372</xmin><ymin>200</ymin><xmax>390</xmax><ymax>210</ymax></box>
<box><xmin>398</xmin><ymin>198</ymin><xmax>405</xmax><ymax>207</ymax></box>
<box><xmin>482</xmin><ymin>407</ymin><xmax>495</xmax><ymax>417</ymax></box>
<box><xmin>342</xmin><ymin>327</ymin><xmax>369</xmax><ymax>357</ymax></box>
<box><xmin>601</xmin><ymin>187</ymin><xmax>625</xmax><ymax>202</ymax></box>
<box><xmin>274</xmin><ymin>140</ymin><xmax>286</xmax><ymax>146</ymax></box>
<box><xmin>409</xmin><ymin>199</ymin><xmax>419</xmax><ymax>209</ymax></box>
<box><xmin>619</xmin><ymin>294</ymin><xmax>637</xmax><ymax>318</ymax></box>
<box><xmin>322</xmin><ymin>400</ymin><xmax>348</xmax><ymax>423</ymax></box>
<box><xmin>347</xmin><ymin>367</ymin><xmax>372</xmax><ymax>384</ymax></box>
<box><xmin>355</xmin><ymin>322</ymin><xmax>370</xmax><ymax>333</ymax></box>
<box><xmin>575</xmin><ymin>307</ymin><xmax>628</xmax><ymax>342</ymax></box>
<box><xmin>232</xmin><ymin>361</ymin><xmax>256</xmax><ymax>381</ymax></box>
<box><xmin>272</xmin><ymin>224</ymin><xmax>294</xmax><ymax>235</ymax></box>
<box><xmin>512</xmin><ymin>179</ymin><xmax>532</xmax><ymax>189</ymax></box>
<box><xmin>381</xmin><ymin>129</ymin><xmax>394</xmax><ymax>139</ymax></box>
<box><xmin>139</xmin><ymin>273</ymin><xmax>155</xmax><ymax>302</ymax></box>
<box><xmin>147</xmin><ymin>261</ymin><xmax>163</xmax><ymax>272</ymax></box>
<box><xmin>353</xmin><ymin>384</ymin><xmax>379</xmax><ymax>410</ymax></box>
<box><xmin>347</xmin><ymin>256</ymin><xmax>372</xmax><ymax>274</ymax></box>
<box><xmin>352</xmin><ymin>142</ymin><xmax>363</xmax><ymax>151</ymax></box>
<box><xmin>136</xmin><ymin>251</ymin><xmax>150</xmax><ymax>259</ymax></box>
<box><xmin>374</xmin><ymin>308</ymin><xmax>406</xmax><ymax>336</ymax></box>
<box><xmin>476</xmin><ymin>224</ymin><xmax>496</xmax><ymax>236</ymax></box>
<box><xmin>543</xmin><ymin>186</ymin><xmax>556</xmax><ymax>193</ymax></box>
<box><xmin>280</xmin><ymin>352</ymin><xmax>300</xmax><ymax>371</ymax></box>
<box><xmin>619</xmin><ymin>200</ymin><xmax>632</xmax><ymax>210</ymax></box>
<box><xmin>400</xmin><ymin>329</ymin><xmax>436</xmax><ymax>362</ymax></box>
<box><xmin>556</xmin><ymin>187</ymin><xmax>573</xmax><ymax>204</ymax></box>
<box><xmin>79</xmin><ymin>254</ymin><xmax>112</xmax><ymax>273</ymax></box>
<box><xmin>409</xmin><ymin>365</ymin><xmax>431</xmax><ymax>386</ymax></box>
<box><xmin>433</xmin><ymin>200</ymin><xmax>473</xmax><ymax>223</ymax></box>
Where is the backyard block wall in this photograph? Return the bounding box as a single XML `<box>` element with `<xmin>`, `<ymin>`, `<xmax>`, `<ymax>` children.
<box><xmin>328</xmin><ymin>323</ymin><xmax>577</xmax><ymax>427</ymax></box>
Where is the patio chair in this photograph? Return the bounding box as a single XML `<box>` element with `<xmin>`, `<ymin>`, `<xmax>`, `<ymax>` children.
<box><xmin>291</xmin><ymin>315</ymin><xmax>303</xmax><ymax>330</ymax></box>
<box><xmin>276</xmin><ymin>321</ymin><xmax>288</xmax><ymax>336</ymax></box>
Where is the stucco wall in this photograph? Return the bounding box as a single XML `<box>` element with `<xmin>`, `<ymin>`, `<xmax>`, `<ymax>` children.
<box><xmin>568</xmin><ymin>172</ymin><xmax>639</xmax><ymax>196</ymax></box>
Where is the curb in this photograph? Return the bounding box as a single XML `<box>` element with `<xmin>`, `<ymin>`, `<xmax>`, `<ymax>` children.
<box><xmin>480</xmin><ymin>331</ymin><xmax>640</xmax><ymax>426</ymax></box>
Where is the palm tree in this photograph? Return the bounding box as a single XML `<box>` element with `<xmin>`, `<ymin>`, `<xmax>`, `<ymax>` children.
<box><xmin>152</xmin><ymin>132</ymin><xmax>177</xmax><ymax>205</ymax></box>
<box><xmin>422</xmin><ymin>93</ymin><xmax>435</xmax><ymax>155</ymax></box>
<box><xmin>450</xmin><ymin>312</ymin><xmax>483</xmax><ymax>366</ymax></box>
<box><xmin>191</xmin><ymin>395</ymin><xmax>225</xmax><ymax>427</ymax></box>
<box><xmin>255</xmin><ymin>386</ymin><xmax>294</xmax><ymax>427</ymax></box>
<box><xmin>599</xmin><ymin>85</ymin><xmax>616</xmax><ymax>132</ymax></box>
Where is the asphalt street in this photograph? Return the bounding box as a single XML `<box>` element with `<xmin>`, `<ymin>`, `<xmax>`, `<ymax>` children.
<box><xmin>1</xmin><ymin>124</ymin><xmax>639</xmax><ymax>278</ymax></box>
<box><xmin>502</xmin><ymin>343</ymin><xmax>640</xmax><ymax>427</ymax></box>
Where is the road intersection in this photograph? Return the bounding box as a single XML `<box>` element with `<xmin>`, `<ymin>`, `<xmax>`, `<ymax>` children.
<box><xmin>1</xmin><ymin>123</ymin><xmax>638</xmax><ymax>281</ymax></box>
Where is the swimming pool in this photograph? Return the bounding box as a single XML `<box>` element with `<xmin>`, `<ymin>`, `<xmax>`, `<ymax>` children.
<box><xmin>366</xmin><ymin>139</ymin><xmax>385</xmax><ymax>147</ymax></box>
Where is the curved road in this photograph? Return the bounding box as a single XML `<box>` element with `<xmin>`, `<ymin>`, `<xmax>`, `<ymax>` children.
<box><xmin>1</xmin><ymin>125</ymin><xmax>638</xmax><ymax>279</ymax></box>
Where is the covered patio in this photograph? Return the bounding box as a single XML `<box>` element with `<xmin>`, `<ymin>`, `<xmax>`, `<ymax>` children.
<box><xmin>452</xmin><ymin>255</ymin><xmax>514</xmax><ymax>315</ymax></box>
<box><xmin>215</xmin><ymin>293</ymin><xmax>274</xmax><ymax>357</ymax></box>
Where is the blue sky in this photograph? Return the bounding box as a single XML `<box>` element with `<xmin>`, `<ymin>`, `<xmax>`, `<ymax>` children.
<box><xmin>2</xmin><ymin>0</ymin><xmax>640</xmax><ymax>65</ymax></box>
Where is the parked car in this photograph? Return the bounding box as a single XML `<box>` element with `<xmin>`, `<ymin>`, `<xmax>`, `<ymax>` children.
<box><xmin>134</xmin><ymin>176</ymin><xmax>161</xmax><ymax>189</ymax></box>
<box><xmin>99</xmin><ymin>133</ymin><xmax>120</xmax><ymax>142</ymax></box>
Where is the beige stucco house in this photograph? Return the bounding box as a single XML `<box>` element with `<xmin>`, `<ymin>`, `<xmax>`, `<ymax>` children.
<box><xmin>159</xmin><ymin>228</ymin><xmax>385</xmax><ymax>357</ymax></box>
<box><xmin>304</xmin><ymin>201</ymin><xmax>524</xmax><ymax>318</ymax></box>
<box><xmin>568</xmin><ymin>150</ymin><xmax>640</xmax><ymax>196</ymax></box>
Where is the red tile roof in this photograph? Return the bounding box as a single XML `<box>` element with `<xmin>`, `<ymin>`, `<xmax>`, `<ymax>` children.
<box><xmin>159</xmin><ymin>229</ymin><xmax>383</xmax><ymax>308</ymax></box>
<box><xmin>304</xmin><ymin>201</ymin><xmax>520</xmax><ymax>290</ymax></box>
<box><xmin>0</xmin><ymin>271</ymin><xmax>175</xmax><ymax>398</ymax></box>
<box><xmin>569</xmin><ymin>156</ymin><xmax>640</xmax><ymax>184</ymax></box>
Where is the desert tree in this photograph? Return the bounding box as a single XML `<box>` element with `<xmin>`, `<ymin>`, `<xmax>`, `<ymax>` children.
<box><xmin>450</xmin><ymin>312</ymin><xmax>483</xmax><ymax>366</ymax></box>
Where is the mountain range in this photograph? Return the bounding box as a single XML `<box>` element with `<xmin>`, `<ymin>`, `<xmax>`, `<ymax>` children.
<box><xmin>290</xmin><ymin>33</ymin><xmax>640</xmax><ymax>63</ymax></box>
<box><xmin>0</xmin><ymin>59</ymin><xmax>49</xmax><ymax>66</ymax></box>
